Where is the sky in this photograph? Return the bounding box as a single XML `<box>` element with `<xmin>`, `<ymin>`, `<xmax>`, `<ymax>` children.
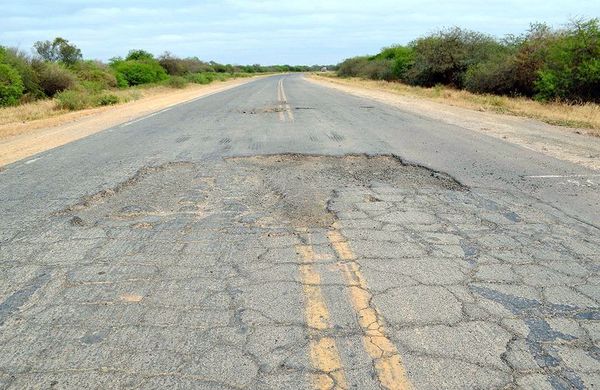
<box><xmin>1</xmin><ymin>0</ymin><xmax>599</xmax><ymax>65</ymax></box>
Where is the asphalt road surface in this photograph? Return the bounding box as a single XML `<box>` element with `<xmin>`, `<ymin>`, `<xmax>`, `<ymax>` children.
<box><xmin>1</xmin><ymin>74</ymin><xmax>599</xmax><ymax>389</ymax></box>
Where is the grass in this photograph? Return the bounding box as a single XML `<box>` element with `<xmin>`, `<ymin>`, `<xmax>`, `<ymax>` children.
<box><xmin>0</xmin><ymin>88</ymin><xmax>141</xmax><ymax>128</ymax></box>
<box><xmin>313</xmin><ymin>74</ymin><xmax>600</xmax><ymax>136</ymax></box>
<box><xmin>0</xmin><ymin>73</ymin><xmax>258</xmax><ymax>131</ymax></box>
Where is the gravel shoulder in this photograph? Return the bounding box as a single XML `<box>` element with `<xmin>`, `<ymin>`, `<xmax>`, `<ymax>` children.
<box><xmin>0</xmin><ymin>77</ymin><xmax>259</xmax><ymax>167</ymax></box>
<box><xmin>307</xmin><ymin>75</ymin><xmax>600</xmax><ymax>171</ymax></box>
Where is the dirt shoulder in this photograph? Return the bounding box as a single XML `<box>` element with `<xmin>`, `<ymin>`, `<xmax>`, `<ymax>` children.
<box><xmin>0</xmin><ymin>77</ymin><xmax>259</xmax><ymax>167</ymax></box>
<box><xmin>307</xmin><ymin>75</ymin><xmax>600</xmax><ymax>171</ymax></box>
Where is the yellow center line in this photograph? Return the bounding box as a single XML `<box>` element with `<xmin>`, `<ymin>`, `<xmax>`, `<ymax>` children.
<box><xmin>327</xmin><ymin>230</ymin><xmax>413</xmax><ymax>390</ymax></box>
<box><xmin>277</xmin><ymin>79</ymin><xmax>285</xmax><ymax>122</ymax></box>
<box><xmin>279</xmin><ymin>78</ymin><xmax>295</xmax><ymax>122</ymax></box>
<box><xmin>296</xmin><ymin>240</ymin><xmax>348</xmax><ymax>390</ymax></box>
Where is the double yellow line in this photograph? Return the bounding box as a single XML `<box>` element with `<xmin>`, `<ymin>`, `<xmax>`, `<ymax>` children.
<box><xmin>296</xmin><ymin>228</ymin><xmax>412</xmax><ymax>390</ymax></box>
<box><xmin>277</xmin><ymin>78</ymin><xmax>294</xmax><ymax>122</ymax></box>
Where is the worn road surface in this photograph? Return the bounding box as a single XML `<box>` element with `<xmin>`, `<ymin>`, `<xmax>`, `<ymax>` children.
<box><xmin>1</xmin><ymin>74</ymin><xmax>599</xmax><ymax>389</ymax></box>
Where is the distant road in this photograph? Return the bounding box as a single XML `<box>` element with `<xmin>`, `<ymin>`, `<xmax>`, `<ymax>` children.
<box><xmin>1</xmin><ymin>74</ymin><xmax>598</xmax><ymax>389</ymax></box>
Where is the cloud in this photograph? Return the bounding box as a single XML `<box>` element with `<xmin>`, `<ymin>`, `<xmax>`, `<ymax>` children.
<box><xmin>1</xmin><ymin>0</ymin><xmax>598</xmax><ymax>64</ymax></box>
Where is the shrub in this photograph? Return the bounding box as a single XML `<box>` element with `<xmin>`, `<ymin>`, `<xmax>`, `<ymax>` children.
<box><xmin>79</xmin><ymin>80</ymin><xmax>106</xmax><ymax>93</ymax></box>
<box><xmin>464</xmin><ymin>54</ymin><xmax>520</xmax><ymax>95</ymax></box>
<box><xmin>111</xmin><ymin>60</ymin><xmax>168</xmax><ymax>86</ymax></box>
<box><xmin>158</xmin><ymin>52</ymin><xmax>212</xmax><ymax>75</ymax></box>
<box><xmin>361</xmin><ymin>59</ymin><xmax>395</xmax><ymax>80</ymax></box>
<box><xmin>96</xmin><ymin>94</ymin><xmax>119</xmax><ymax>106</ymax></box>
<box><xmin>390</xmin><ymin>47</ymin><xmax>414</xmax><ymax>80</ymax></box>
<box><xmin>115</xmin><ymin>72</ymin><xmax>128</xmax><ymax>88</ymax></box>
<box><xmin>511</xmin><ymin>23</ymin><xmax>557</xmax><ymax>97</ymax></box>
<box><xmin>71</xmin><ymin>60</ymin><xmax>117</xmax><ymax>89</ymax></box>
<box><xmin>534</xmin><ymin>19</ymin><xmax>600</xmax><ymax>102</ymax></box>
<box><xmin>37</xmin><ymin>62</ymin><xmax>77</xmax><ymax>96</ymax></box>
<box><xmin>166</xmin><ymin>76</ymin><xmax>188</xmax><ymax>88</ymax></box>
<box><xmin>186</xmin><ymin>73</ymin><xmax>214</xmax><ymax>84</ymax></box>
<box><xmin>408</xmin><ymin>27</ymin><xmax>504</xmax><ymax>87</ymax></box>
<box><xmin>55</xmin><ymin>89</ymin><xmax>92</xmax><ymax>110</ymax></box>
<box><xmin>337</xmin><ymin>56</ymin><xmax>370</xmax><ymax>77</ymax></box>
<box><xmin>0</xmin><ymin>63</ymin><xmax>24</xmax><ymax>106</ymax></box>
<box><xmin>2</xmin><ymin>48</ymin><xmax>44</xmax><ymax>99</ymax></box>
<box><xmin>125</xmin><ymin>49</ymin><xmax>155</xmax><ymax>62</ymax></box>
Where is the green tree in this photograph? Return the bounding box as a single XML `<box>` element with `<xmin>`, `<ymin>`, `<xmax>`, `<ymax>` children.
<box><xmin>125</xmin><ymin>49</ymin><xmax>155</xmax><ymax>62</ymax></box>
<box><xmin>0</xmin><ymin>63</ymin><xmax>24</xmax><ymax>106</ymax></box>
<box><xmin>111</xmin><ymin>60</ymin><xmax>168</xmax><ymax>86</ymax></box>
<box><xmin>408</xmin><ymin>27</ymin><xmax>503</xmax><ymax>87</ymax></box>
<box><xmin>33</xmin><ymin>37</ymin><xmax>82</xmax><ymax>65</ymax></box>
<box><xmin>535</xmin><ymin>18</ymin><xmax>600</xmax><ymax>102</ymax></box>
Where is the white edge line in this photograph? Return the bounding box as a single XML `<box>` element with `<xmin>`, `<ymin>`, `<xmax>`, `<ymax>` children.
<box><xmin>119</xmin><ymin>80</ymin><xmax>258</xmax><ymax>128</ymax></box>
<box><xmin>24</xmin><ymin>157</ymin><xmax>42</xmax><ymax>164</ymax></box>
<box><xmin>525</xmin><ymin>174</ymin><xmax>600</xmax><ymax>178</ymax></box>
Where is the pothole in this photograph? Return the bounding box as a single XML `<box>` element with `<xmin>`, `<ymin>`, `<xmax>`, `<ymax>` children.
<box><xmin>225</xmin><ymin>154</ymin><xmax>465</xmax><ymax>228</ymax></box>
<box><xmin>57</xmin><ymin>154</ymin><xmax>465</xmax><ymax>230</ymax></box>
<box><xmin>239</xmin><ymin>106</ymin><xmax>286</xmax><ymax>115</ymax></box>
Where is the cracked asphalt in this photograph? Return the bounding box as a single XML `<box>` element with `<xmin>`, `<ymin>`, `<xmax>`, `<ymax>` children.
<box><xmin>0</xmin><ymin>74</ymin><xmax>599</xmax><ymax>389</ymax></box>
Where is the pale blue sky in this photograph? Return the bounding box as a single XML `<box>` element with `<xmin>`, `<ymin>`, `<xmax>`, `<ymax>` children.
<box><xmin>1</xmin><ymin>0</ymin><xmax>598</xmax><ymax>65</ymax></box>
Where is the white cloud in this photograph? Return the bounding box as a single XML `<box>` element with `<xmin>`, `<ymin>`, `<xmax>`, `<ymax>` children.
<box><xmin>0</xmin><ymin>0</ymin><xmax>598</xmax><ymax>64</ymax></box>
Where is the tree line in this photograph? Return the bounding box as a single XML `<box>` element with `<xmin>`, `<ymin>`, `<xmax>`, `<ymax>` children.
<box><xmin>336</xmin><ymin>18</ymin><xmax>599</xmax><ymax>103</ymax></box>
<box><xmin>0</xmin><ymin>37</ymin><xmax>329</xmax><ymax>108</ymax></box>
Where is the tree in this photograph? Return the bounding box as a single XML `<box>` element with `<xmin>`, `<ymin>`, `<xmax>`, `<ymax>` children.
<box><xmin>0</xmin><ymin>63</ymin><xmax>24</xmax><ymax>106</ymax></box>
<box><xmin>534</xmin><ymin>18</ymin><xmax>600</xmax><ymax>102</ymax></box>
<box><xmin>408</xmin><ymin>27</ymin><xmax>503</xmax><ymax>87</ymax></box>
<box><xmin>125</xmin><ymin>49</ymin><xmax>155</xmax><ymax>62</ymax></box>
<box><xmin>33</xmin><ymin>37</ymin><xmax>82</xmax><ymax>65</ymax></box>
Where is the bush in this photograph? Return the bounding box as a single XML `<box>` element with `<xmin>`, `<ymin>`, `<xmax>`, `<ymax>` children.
<box><xmin>0</xmin><ymin>63</ymin><xmax>24</xmax><ymax>106</ymax></box>
<box><xmin>464</xmin><ymin>54</ymin><xmax>519</xmax><ymax>95</ymax></box>
<box><xmin>337</xmin><ymin>56</ymin><xmax>370</xmax><ymax>78</ymax></box>
<box><xmin>125</xmin><ymin>49</ymin><xmax>155</xmax><ymax>62</ymax></box>
<box><xmin>111</xmin><ymin>60</ymin><xmax>168</xmax><ymax>86</ymax></box>
<box><xmin>511</xmin><ymin>23</ymin><xmax>557</xmax><ymax>97</ymax></box>
<box><xmin>115</xmin><ymin>72</ymin><xmax>128</xmax><ymax>88</ymax></box>
<box><xmin>534</xmin><ymin>19</ymin><xmax>600</xmax><ymax>102</ymax></box>
<box><xmin>79</xmin><ymin>80</ymin><xmax>106</xmax><ymax>93</ymax></box>
<box><xmin>407</xmin><ymin>27</ymin><xmax>504</xmax><ymax>87</ymax></box>
<box><xmin>186</xmin><ymin>72</ymin><xmax>215</xmax><ymax>84</ymax></box>
<box><xmin>96</xmin><ymin>94</ymin><xmax>119</xmax><ymax>106</ymax></box>
<box><xmin>1</xmin><ymin>48</ymin><xmax>43</xmax><ymax>99</ymax></box>
<box><xmin>166</xmin><ymin>76</ymin><xmax>188</xmax><ymax>88</ymax></box>
<box><xmin>71</xmin><ymin>60</ymin><xmax>117</xmax><ymax>90</ymax></box>
<box><xmin>158</xmin><ymin>52</ymin><xmax>213</xmax><ymax>75</ymax></box>
<box><xmin>55</xmin><ymin>89</ymin><xmax>92</xmax><ymax>110</ymax></box>
<box><xmin>37</xmin><ymin>62</ymin><xmax>76</xmax><ymax>96</ymax></box>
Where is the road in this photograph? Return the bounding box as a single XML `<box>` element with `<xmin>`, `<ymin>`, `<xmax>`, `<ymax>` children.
<box><xmin>0</xmin><ymin>74</ymin><xmax>599</xmax><ymax>389</ymax></box>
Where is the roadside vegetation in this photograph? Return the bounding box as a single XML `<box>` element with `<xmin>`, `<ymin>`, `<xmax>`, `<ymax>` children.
<box><xmin>334</xmin><ymin>18</ymin><xmax>600</xmax><ymax>130</ymax></box>
<box><xmin>0</xmin><ymin>37</ymin><xmax>326</xmax><ymax>121</ymax></box>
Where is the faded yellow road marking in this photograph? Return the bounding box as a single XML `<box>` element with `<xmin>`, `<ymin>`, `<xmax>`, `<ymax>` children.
<box><xmin>327</xmin><ymin>230</ymin><xmax>412</xmax><ymax>390</ymax></box>
<box><xmin>120</xmin><ymin>293</ymin><xmax>143</xmax><ymax>303</ymax></box>
<box><xmin>277</xmin><ymin>78</ymin><xmax>294</xmax><ymax>122</ymax></box>
<box><xmin>277</xmin><ymin>79</ymin><xmax>286</xmax><ymax>122</ymax></box>
<box><xmin>296</xmin><ymin>242</ymin><xmax>348</xmax><ymax>390</ymax></box>
<box><xmin>279</xmin><ymin>78</ymin><xmax>294</xmax><ymax>122</ymax></box>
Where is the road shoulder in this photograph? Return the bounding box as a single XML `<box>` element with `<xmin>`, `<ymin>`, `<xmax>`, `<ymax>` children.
<box><xmin>306</xmin><ymin>75</ymin><xmax>600</xmax><ymax>171</ymax></box>
<box><xmin>0</xmin><ymin>77</ymin><xmax>259</xmax><ymax>167</ymax></box>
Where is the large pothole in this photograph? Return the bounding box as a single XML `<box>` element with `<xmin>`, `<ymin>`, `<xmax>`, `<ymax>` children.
<box><xmin>60</xmin><ymin>154</ymin><xmax>464</xmax><ymax>229</ymax></box>
<box><xmin>225</xmin><ymin>154</ymin><xmax>463</xmax><ymax>228</ymax></box>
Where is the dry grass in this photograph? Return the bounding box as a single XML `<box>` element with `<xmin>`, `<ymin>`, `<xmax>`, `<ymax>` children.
<box><xmin>313</xmin><ymin>74</ymin><xmax>600</xmax><ymax>136</ymax></box>
<box><xmin>0</xmin><ymin>89</ymin><xmax>140</xmax><ymax>125</ymax></box>
<box><xmin>0</xmin><ymin>87</ymin><xmax>180</xmax><ymax>139</ymax></box>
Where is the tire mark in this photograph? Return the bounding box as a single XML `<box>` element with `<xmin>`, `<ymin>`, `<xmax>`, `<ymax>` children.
<box><xmin>0</xmin><ymin>272</ymin><xmax>50</xmax><ymax>326</ymax></box>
